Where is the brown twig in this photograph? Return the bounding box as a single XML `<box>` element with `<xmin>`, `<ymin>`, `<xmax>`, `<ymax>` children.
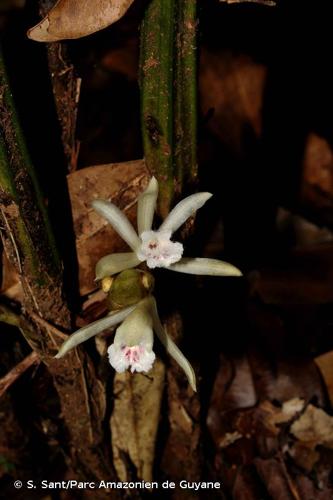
<box><xmin>0</xmin><ymin>351</ymin><xmax>39</xmax><ymax>398</ymax></box>
<box><xmin>29</xmin><ymin>311</ymin><xmax>68</xmax><ymax>342</ymax></box>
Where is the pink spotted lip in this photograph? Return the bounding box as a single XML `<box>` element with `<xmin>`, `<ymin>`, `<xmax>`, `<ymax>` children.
<box><xmin>122</xmin><ymin>345</ymin><xmax>145</xmax><ymax>363</ymax></box>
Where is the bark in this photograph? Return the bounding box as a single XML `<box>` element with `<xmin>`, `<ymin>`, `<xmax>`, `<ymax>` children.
<box><xmin>39</xmin><ymin>0</ymin><xmax>81</xmax><ymax>172</ymax></box>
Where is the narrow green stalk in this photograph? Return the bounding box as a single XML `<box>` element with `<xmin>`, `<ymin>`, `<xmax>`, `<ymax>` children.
<box><xmin>174</xmin><ymin>0</ymin><xmax>198</xmax><ymax>188</ymax></box>
<box><xmin>140</xmin><ymin>0</ymin><xmax>198</xmax><ymax>216</ymax></box>
<box><xmin>140</xmin><ymin>0</ymin><xmax>176</xmax><ymax>217</ymax></box>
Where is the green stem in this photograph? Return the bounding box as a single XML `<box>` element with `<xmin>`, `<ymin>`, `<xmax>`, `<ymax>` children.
<box><xmin>140</xmin><ymin>0</ymin><xmax>198</xmax><ymax>215</ymax></box>
<box><xmin>0</xmin><ymin>47</ymin><xmax>68</xmax><ymax>326</ymax></box>
<box><xmin>140</xmin><ymin>0</ymin><xmax>176</xmax><ymax>217</ymax></box>
<box><xmin>174</xmin><ymin>0</ymin><xmax>198</xmax><ymax>189</ymax></box>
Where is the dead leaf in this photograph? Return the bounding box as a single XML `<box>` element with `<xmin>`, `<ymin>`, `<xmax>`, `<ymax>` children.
<box><xmin>27</xmin><ymin>0</ymin><xmax>135</xmax><ymax>42</ymax></box>
<box><xmin>200</xmin><ymin>50</ymin><xmax>267</xmax><ymax>154</ymax></box>
<box><xmin>161</xmin><ymin>313</ymin><xmax>202</xmax><ymax>484</ymax></box>
<box><xmin>295</xmin><ymin>475</ymin><xmax>333</xmax><ymax>500</ymax></box>
<box><xmin>256</xmin><ymin>399</ymin><xmax>304</xmax><ymax>432</ymax></box>
<box><xmin>301</xmin><ymin>133</ymin><xmax>333</xmax><ymax>228</ymax></box>
<box><xmin>229</xmin><ymin>400</ymin><xmax>300</xmax><ymax>458</ymax></box>
<box><xmin>248</xmin><ymin>353</ymin><xmax>325</xmax><ymax>405</ymax></box>
<box><xmin>67</xmin><ymin>159</ymin><xmax>150</xmax><ymax>295</ymax></box>
<box><xmin>280</xmin><ymin>398</ymin><xmax>305</xmax><ymax>421</ymax></box>
<box><xmin>256</xmin><ymin>243</ymin><xmax>333</xmax><ymax>305</ymax></box>
<box><xmin>232</xmin><ymin>466</ymin><xmax>267</xmax><ymax>500</ymax></box>
<box><xmin>110</xmin><ymin>360</ymin><xmax>165</xmax><ymax>482</ymax></box>
<box><xmin>288</xmin><ymin>441</ymin><xmax>320</xmax><ymax>472</ymax></box>
<box><xmin>315</xmin><ymin>351</ymin><xmax>333</xmax><ymax>407</ymax></box>
<box><xmin>207</xmin><ymin>355</ymin><xmax>257</xmax><ymax>447</ymax></box>
<box><xmin>303</xmin><ymin>133</ymin><xmax>333</xmax><ymax>200</ymax></box>
<box><xmin>276</xmin><ymin>208</ymin><xmax>333</xmax><ymax>247</ymax></box>
<box><xmin>0</xmin><ymin>250</ymin><xmax>23</xmax><ymax>302</ymax></box>
<box><xmin>290</xmin><ymin>404</ymin><xmax>333</xmax><ymax>450</ymax></box>
<box><xmin>254</xmin><ymin>458</ymin><xmax>301</xmax><ymax>500</ymax></box>
<box><xmin>219</xmin><ymin>431</ymin><xmax>243</xmax><ymax>448</ymax></box>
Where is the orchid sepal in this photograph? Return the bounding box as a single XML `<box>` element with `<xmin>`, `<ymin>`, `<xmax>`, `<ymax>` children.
<box><xmin>55</xmin><ymin>305</ymin><xmax>135</xmax><ymax>359</ymax></box>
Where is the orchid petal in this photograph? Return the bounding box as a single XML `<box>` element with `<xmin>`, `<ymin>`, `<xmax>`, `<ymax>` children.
<box><xmin>55</xmin><ymin>305</ymin><xmax>136</xmax><ymax>359</ymax></box>
<box><xmin>137</xmin><ymin>177</ymin><xmax>158</xmax><ymax>234</ymax></box>
<box><xmin>109</xmin><ymin>298</ymin><xmax>155</xmax><ymax>373</ymax></box>
<box><xmin>150</xmin><ymin>297</ymin><xmax>196</xmax><ymax>391</ymax></box>
<box><xmin>92</xmin><ymin>199</ymin><xmax>141</xmax><ymax>252</ymax></box>
<box><xmin>137</xmin><ymin>230</ymin><xmax>183</xmax><ymax>268</ymax></box>
<box><xmin>159</xmin><ymin>192</ymin><xmax>212</xmax><ymax>234</ymax></box>
<box><xmin>168</xmin><ymin>257</ymin><xmax>242</xmax><ymax>276</ymax></box>
<box><xmin>95</xmin><ymin>252</ymin><xmax>141</xmax><ymax>280</ymax></box>
<box><xmin>114</xmin><ymin>298</ymin><xmax>154</xmax><ymax>349</ymax></box>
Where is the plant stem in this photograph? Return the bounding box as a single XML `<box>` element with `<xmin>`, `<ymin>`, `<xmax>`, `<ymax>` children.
<box><xmin>174</xmin><ymin>0</ymin><xmax>198</xmax><ymax>188</ymax></box>
<box><xmin>140</xmin><ymin>0</ymin><xmax>198</xmax><ymax>216</ymax></box>
<box><xmin>0</xmin><ymin>47</ymin><xmax>68</xmax><ymax>324</ymax></box>
<box><xmin>140</xmin><ymin>0</ymin><xmax>176</xmax><ymax>217</ymax></box>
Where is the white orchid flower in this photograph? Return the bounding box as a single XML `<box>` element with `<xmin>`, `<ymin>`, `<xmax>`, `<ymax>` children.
<box><xmin>55</xmin><ymin>296</ymin><xmax>196</xmax><ymax>391</ymax></box>
<box><xmin>93</xmin><ymin>177</ymin><xmax>242</xmax><ymax>280</ymax></box>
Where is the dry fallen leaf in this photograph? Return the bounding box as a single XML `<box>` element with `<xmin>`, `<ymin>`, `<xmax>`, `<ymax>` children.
<box><xmin>302</xmin><ymin>133</ymin><xmax>333</xmax><ymax>200</ymax></box>
<box><xmin>27</xmin><ymin>0</ymin><xmax>135</xmax><ymax>42</ymax></box>
<box><xmin>218</xmin><ymin>431</ymin><xmax>243</xmax><ymax>448</ymax></box>
<box><xmin>67</xmin><ymin>159</ymin><xmax>150</xmax><ymax>295</ymax></box>
<box><xmin>254</xmin><ymin>458</ymin><xmax>300</xmax><ymax>500</ymax></box>
<box><xmin>276</xmin><ymin>208</ymin><xmax>333</xmax><ymax>247</ymax></box>
<box><xmin>199</xmin><ymin>50</ymin><xmax>267</xmax><ymax>153</ymax></box>
<box><xmin>290</xmin><ymin>404</ymin><xmax>333</xmax><ymax>450</ymax></box>
<box><xmin>110</xmin><ymin>360</ymin><xmax>165</xmax><ymax>482</ymax></box>
<box><xmin>315</xmin><ymin>351</ymin><xmax>333</xmax><ymax>407</ymax></box>
<box><xmin>160</xmin><ymin>313</ymin><xmax>202</xmax><ymax>482</ymax></box>
<box><xmin>207</xmin><ymin>355</ymin><xmax>257</xmax><ymax>447</ymax></box>
<box><xmin>289</xmin><ymin>441</ymin><xmax>320</xmax><ymax>472</ymax></box>
<box><xmin>254</xmin><ymin>398</ymin><xmax>305</xmax><ymax>434</ymax></box>
<box><xmin>301</xmin><ymin>133</ymin><xmax>333</xmax><ymax>228</ymax></box>
<box><xmin>256</xmin><ymin>243</ymin><xmax>333</xmax><ymax>305</ymax></box>
<box><xmin>0</xmin><ymin>251</ymin><xmax>23</xmax><ymax>303</ymax></box>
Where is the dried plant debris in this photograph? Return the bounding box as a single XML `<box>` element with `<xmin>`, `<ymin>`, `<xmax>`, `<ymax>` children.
<box><xmin>207</xmin><ymin>355</ymin><xmax>257</xmax><ymax>446</ymax></box>
<box><xmin>28</xmin><ymin>0</ymin><xmax>135</xmax><ymax>42</ymax></box>
<box><xmin>211</xmin><ymin>401</ymin><xmax>333</xmax><ymax>497</ymax></box>
<box><xmin>302</xmin><ymin>133</ymin><xmax>333</xmax><ymax>225</ymax></box>
<box><xmin>110</xmin><ymin>360</ymin><xmax>165</xmax><ymax>482</ymax></box>
<box><xmin>256</xmin><ymin>243</ymin><xmax>333</xmax><ymax>305</ymax></box>
<box><xmin>315</xmin><ymin>351</ymin><xmax>333</xmax><ymax>406</ymax></box>
<box><xmin>161</xmin><ymin>367</ymin><xmax>201</xmax><ymax>484</ymax></box>
<box><xmin>276</xmin><ymin>208</ymin><xmax>333</xmax><ymax>247</ymax></box>
<box><xmin>290</xmin><ymin>404</ymin><xmax>333</xmax><ymax>450</ymax></box>
<box><xmin>67</xmin><ymin>159</ymin><xmax>149</xmax><ymax>295</ymax></box>
<box><xmin>0</xmin><ymin>251</ymin><xmax>23</xmax><ymax>302</ymax></box>
<box><xmin>199</xmin><ymin>51</ymin><xmax>267</xmax><ymax>153</ymax></box>
<box><xmin>208</xmin><ymin>343</ymin><xmax>333</xmax><ymax>497</ymax></box>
